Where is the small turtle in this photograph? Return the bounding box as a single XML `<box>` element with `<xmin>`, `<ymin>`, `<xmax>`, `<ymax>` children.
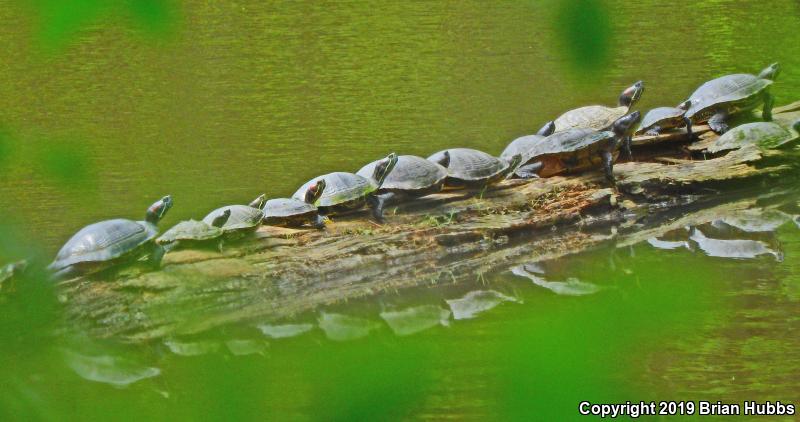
<box><xmin>356</xmin><ymin>154</ymin><xmax>448</xmax><ymax>206</ymax></box>
<box><xmin>636</xmin><ymin>101</ymin><xmax>693</xmax><ymax>137</ymax></box>
<box><xmin>514</xmin><ymin>112</ymin><xmax>641</xmax><ymax>183</ymax></box>
<box><xmin>262</xmin><ymin>179</ymin><xmax>327</xmax><ymax>229</ymax></box>
<box><xmin>708</xmin><ymin>119</ymin><xmax>800</xmax><ymax>154</ymax></box>
<box><xmin>500</xmin><ymin>121</ymin><xmax>556</xmax><ymax>161</ymax></box>
<box><xmin>0</xmin><ymin>260</ymin><xmax>27</xmax><ymax>292</ymax></box>
<box><xmin>292</xmin><ymin>153</ymin><xmax>398</xmax><ymax>222</ymax></box>
<box><xmin>554</xmin><ymin>81</ymin><xmax>644</xmax><ymax>132</ymax></box>
<box><xmin>48</xmin><ymin>196</ymin><xmax>173</xmax><ymax>280</ymax></box>
<box><xmin>203</xmin><ymin>195</ymin><xmax>265</xmax><ymax>240</ymax></box>
<box><xmin>684</xmin><ymin>63</ymin><xmax>779</xmax><ymax>134</ymax></box>
<box><xmin>157</xmin><ymin>209</ymin><xmax>231</xmax><ymax>251</ymax></box>
<box><xmin>426</xmin><ymin>148</ymin><xmax>522</xmax><ymax>189</ymax></box>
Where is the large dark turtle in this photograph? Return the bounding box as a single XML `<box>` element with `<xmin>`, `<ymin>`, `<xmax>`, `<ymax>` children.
<box><xmin>262</xmin><ymin>179</ymin><xmax>327</xmax><ymax>229</ymax></box>
<box><xmin>292</xmin><ymin>153</ymin><xmax>398</xmax><ymax>222</ymax></box>
<box><xmin>356</xmin><ymin>154</ymin><xmax>448</xmax><ymax>205</ymax></box>
<box><xmin>500</xmin><ymin>121</ymin><xmax>556</xmax><ymax>161</ymax></box>
<box><xmin>554</xmin><ymin>81</ymin><xmax>644</xmax><ymax>132</ymax></box>
<box><xmin>684</xmin><ymin>63</ymin><xmax>779</xmax><ymax>134</ymax></box>
<box><xmin>515</xmin><ymin>112</ymin><xmax>641</xmax><ymax>183</ymax></box>
<box><xmin>202</xmin><ymin>195</ymin><xmax>265</xmax><ymax>240</ymax></box>
<box><xmin>157</xmin><ymin>209</ymin><xmax>231</xmax><ymax>251</ymax></box>
<box><xmin>48</xmin><ymin>196</ymin><xmax>173</xmax><ymax>280</ymax></box>
<box><xmin>636</xmin><ymin>101</ymin><xmax>693</xmax><ymax>136</ymax></box>
<box><xmin>426</xmin><ymin>148</ymin><xmax>522</xmax><ymax>189</ymax></box>
<box><xmin>708</xmin><ymin>119</ymin><xmax>800</xmax><ymax>154</ymax></box>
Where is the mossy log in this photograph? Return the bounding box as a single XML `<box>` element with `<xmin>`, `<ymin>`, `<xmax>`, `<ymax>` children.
<box><xmin>59</xmin><ymin>102</ymin><xmax>800</xmax><ymax>343</ymax></box>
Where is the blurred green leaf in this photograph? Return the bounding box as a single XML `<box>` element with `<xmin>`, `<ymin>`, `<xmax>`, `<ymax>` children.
<box><xmin>553</xmin><ymin>0</ymin><xmax>612</xmax><ymax>76</ymax></box>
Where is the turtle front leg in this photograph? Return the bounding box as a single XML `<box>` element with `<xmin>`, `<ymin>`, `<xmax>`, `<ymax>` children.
<box><xmin>367</xmin><ymin>194</ymin><xmax>388</xmax><ymax>223</ymax></box>
<box><xmin>515</xmin><ymin>162</ymin><xmax>543</xmax><ymax>179</ymax></box>
<box><xmin>601</xmin><ymin>150</ymin><xmax>615</xmax><ymax>185</ymax></box>
<box><xmin>624</xmin><ymin>135</ymin><xmax>633</xmax><ymax>161</ymax></box>
<box><xmin>708</xmin><ymin>111</ymin><xmax>729</xmax><ymax>134</ymax></box>
<box><xmin>763</xmin><ymin>92</ymin><xmax>774</xmax><ymax>121</ymax></box>
<box><xmin>683</xmin><ymin>117</ymin><xmax>693</xmax><ymax>138</ymax></box>
<box><xmin>312</xmin><ymin>214</ymin><xmax>328</xmax><ymax>230</ymax></box>
<box><xmin>148</xmin><ymin>244</ymin><xmax>166</xmax><ymax>269</ymax></box>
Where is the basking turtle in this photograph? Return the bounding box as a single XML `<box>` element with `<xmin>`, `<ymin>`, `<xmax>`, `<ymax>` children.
<box><xmin>500</xmin><ymin>121</ymin><xmax>556</xmax><ymax>161</ymax></box>
<box><xmin>708</xmin><ymin>119</ymin><xmax>800</xmax><ymax>154</ymax></box>
<box><xmin>202</xmin><ymin>195</ymin><xmax>265</xmax><ymax>240</ymax></box>
<box><xmin>292</xmin><ymin>153</ymin><xmax>398</xmax><ymax>222</ymax></box>
<box><xmin>356</xmin><ymin>154</ymin><xmax>448</xmax><ymax>205</ymax></box>
<box><xmin>157</xmin><ymin>209</ymin><xmax>231</xmax><ymax>251</ymax></box>
<box><xmin>636</xmin><ymin>101</ymin><xmax>693</xmax><ymax>136</ymax></box>
<box><xmin>262</xmin><ymin>179</ymin><xmax>327</xmax><ymax>229</ymax></box>
<box><xmin>48</xmin><ymin>196</ymin><xmax>173</xmax><ymax>280</ymax></box>
<box><xmin>554</xmin><ymin>81</ymin><xmax>644</xmax><ymax>132</ymax></box>
<box><xmin>514</xmin><ymin>112</ymin><xmax>641</xmax><ymax>183</ymax></box>
<box><xmin>426</xmin><ymin>148</ymin><xmax>521</xmax><ymax>189</ymax></box>
<box><xmin>684</xmin><ymin>63</ymin><xmax>779</xmax><ymax>134</ymax></box>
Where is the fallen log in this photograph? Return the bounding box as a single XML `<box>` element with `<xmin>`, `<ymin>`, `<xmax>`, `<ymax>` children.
<box><xmin>58</xmin><ymin>102</ymin><xmax>800</xmax><ymax>343</ymax></box>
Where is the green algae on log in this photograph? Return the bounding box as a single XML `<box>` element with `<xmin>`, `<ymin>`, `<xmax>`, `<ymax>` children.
<box><xmin>59</xmin><ymin>102</ymin><xmax>800</xmax><ymax>343</ymax></box>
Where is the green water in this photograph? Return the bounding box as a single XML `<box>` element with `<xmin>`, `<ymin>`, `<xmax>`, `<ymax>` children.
<box><xmin>2</xmin><ymin>0</ymin><xmax>800</xmax><ymax>420</ymax></box>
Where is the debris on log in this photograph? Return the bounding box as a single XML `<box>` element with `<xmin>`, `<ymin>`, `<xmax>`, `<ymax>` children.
<box><xmin>58</xmin><ymin>102</ymin><xmax>800</xmax><ymax>343</ymax></box>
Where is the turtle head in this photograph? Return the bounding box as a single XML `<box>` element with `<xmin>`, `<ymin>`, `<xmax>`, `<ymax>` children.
<box><xmin>248</xmin><ymin>194</ymin><xmax>266</xmax><ymax>209</ymax></box>
<box><xmin>612</xmin><ymin>111</ymin><xmax>642</xmax><ymax>137</ymax></box>
<box><xmin>434</xmin><ymin>151</ymin><xmax>450</xmax><ymax>168</ymax></box>
<box><xmin>677</xmin><ymin>100</ymin><xmax>692</xmax><ymax>112</ymax></box>
<box><xmin>145</xmin><ymin>195</ymin><xmax>173</xmax><ymax>224</ymax></box>
<box><xmin>618</xmin><ymin>81</ymin><xmax>644</xmax><ymax>108</ymax></box>
<box><xmin>536</xmin><ymin>120</ymin><xmax>556</xmax><ymax>137</ymax></box>
<box><xmin>304</xmin><ymin>179</ymin><xmax>326</xmax><ymax>204</ymax></box>
<box><xmin>372</xmin><ymin>152</ymin><xmax>398</xmax><ymax>187</ymax></box>
<box><xmin>210</xmin><ymin>209</ymin><xmax>231</xmax><ymax>228</ymax></box>
<box><xmin>758</xmin><ymin>63</ymin><xmax>780</xmax><ymax>81</ymax></box>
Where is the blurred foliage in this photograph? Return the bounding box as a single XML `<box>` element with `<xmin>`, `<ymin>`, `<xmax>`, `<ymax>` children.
<box><xmin>552</xmin><ymin>0</ymin><xmax>612</xmax><ymax>79</ymax></box>
<box><xmin>26</xmin><ymin>0</ymin><xmax>178</xmax><ymax>52</ymax></box>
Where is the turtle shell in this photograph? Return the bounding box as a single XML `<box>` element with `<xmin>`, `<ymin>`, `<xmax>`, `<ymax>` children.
<box><xmin>263</xmin><ymin>198</ymin><xmax>317</xmax><ymax>219</ymax></box>
<box><xmin>356</xmin><ymin>155</ymin><xmax>446</xmax><ymax>193</ymax></box>
<box><xmin>637</xmin><ymin>107</ymin><xmax>686</xmax><ymax>133</ymax></box>
<box><xmin>203</xmin><ymin>205</ymin><xmax>263</xmax><ymax>233</ymax></box>
<box><xmin>500</xmin><ymin>134</ymin><xmax>547</xmax><ymax>161</ymax></box>
<box><xmin>708</xmin><ymin>122</ymin><xmax>797</xmax><ymax>153</ymax></box>
<box><xmin>426</xmin><ymin>148</ymin><xmax>509</xmax><ymax>183</ymax></box>
<box><xmin>554</xmin><ymin>105</ymin><xmax>628</xmax><ymax>132</ymax></box>
<box><xmin>157</xmin><ymin>220</ymin><xmax>224</xmax><ymax>244</ymax></box>
<box><xmin>293</xmin><ymin>172</ymin><xmax>378</xmax><ymax>209</ymax></box>
<box><xmin>685</xmin><ymin>74</ymin><xmax>771</xmax><ymax>120</ymax></box>
<box><xmin>49</xmin><ymin>219</ymin><xmax>158</xmax><ymax>271</ymax></box>
<box><xmin>526</xmin><ymin>128</ymin><xmax>613</xmax><ymax>157</ymax></box>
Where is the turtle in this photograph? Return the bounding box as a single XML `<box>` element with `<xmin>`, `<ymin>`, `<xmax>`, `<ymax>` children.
<box><xmin>262</xmin><ymin>179</ymin><xmax>327</xmax><ymax>229</ymax></box>
<box><xmin>707</xmin><ymin>119</ymin><xmax>800</xmax><ymax>154</ymax></box>
<box><xmin>426</xmin><ymin>148</ymin><xmax>522</xmax><ymax>189</ymax></box>
<box><xmin>500</xmin><ymin>120</ymin><xmax>556</xmax><ymax>161</ymax></box>
<box><xmin>514</xmin><ymin>112</ymin><xmax>641</xmax><ymax>183</ymax></box>
<box><xmin>684</xmin><ymin>63</ymin><xmax>780</xmax><ymax>134</ymax></box>
<box><xmin>156</xmin><ymin>209</ymin><xmax>231</xmax><ymax>251</ymax></box>
<box><xmin>202</xmin><ymin>195</ymin><xmax>265</xmax><ymax>240</ymax></box>
<box><xmin>48</xmin><ymin>195</ymin><xmax>173</xmax><ymax>280</ymax></box>
<box><xmin>553</xmin><ymin>81</ymin><xmax>644</xmax><ymax>132</ymax></box>
<box><xmin>355</xmin><ymin>154</ymin><xmax>448</xmax><ymax>206</ymax></box>
<box><xmin>0</xmin><ymin>260</ymin><xmax>27</xmax><ymax>292</ymax></box>
<box><xmin>636</xmin><ymin>100</ymin><xmax>693</xmax><ymax>137</ymax></box>
<box><xmin>292</xmin><ymin>153</ymin><xmax>398</xmax><ymax>222</ymax></box>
